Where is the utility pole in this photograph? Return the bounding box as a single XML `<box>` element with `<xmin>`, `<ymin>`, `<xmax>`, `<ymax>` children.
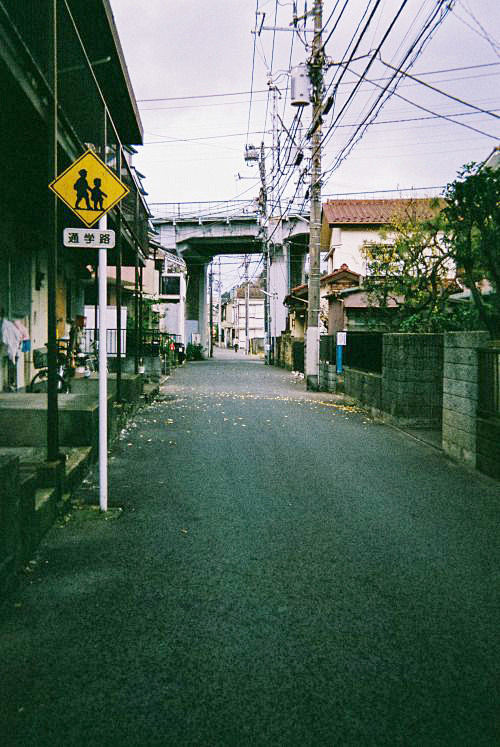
<box><xmin>258</xmin><ymin>141</ymin><xmax>271</xmax><ymax>364</ymax></box>
<box><xmin>209</xmin><ymin>261</ymin><xmax>214</xmax><ymax>357</ymax></box>
<box><xmin>218</xmin><ymin>256</ymin><xmax>222</xmax><ymax>347</ymax></box>
<box><xmin>244</xmin><ymin>255</ymin><xmax>250</xmax><ymax>355</ymax></box>
<box><xmin>306</xmin><ymin>0</ymin><xmax>323</xmax><ymax>390</ymax></box>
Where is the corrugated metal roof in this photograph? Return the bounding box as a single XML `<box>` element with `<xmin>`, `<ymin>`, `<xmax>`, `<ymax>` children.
<box><xmin>322</xmin><ymin>198</ymin><xmax>442</xmax><ymax>225</ymax></box>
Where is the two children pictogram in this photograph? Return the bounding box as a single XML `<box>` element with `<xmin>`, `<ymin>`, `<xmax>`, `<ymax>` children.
<box><xmin>50</xmin><ymin>149</ymin><xmax>129</xmax><ymax>227</ymax></box>
<box><xmin>74</xmin><ymin>169</ymin><xmax>107</xmax><ymax>211</ymax></box>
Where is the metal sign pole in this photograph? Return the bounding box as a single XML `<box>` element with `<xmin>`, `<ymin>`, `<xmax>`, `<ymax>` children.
<box><xmin>98</xmin><ymin>215</ymin><xmax>108</xmax><ymax>511</ymax></box>
<box><xmin>47</xmin><ymin>0</ymin><xmax>59</xmax><ymax>462</ymax></box>
<box><xmin>49</xmin><ymin>147</ymin><xmax>128</xmax><ymax>509</ymax></box>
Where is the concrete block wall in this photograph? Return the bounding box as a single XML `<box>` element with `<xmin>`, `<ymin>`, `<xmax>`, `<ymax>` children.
<box><xmin>442</xmin><ymin>331</ymin><xmax>489</xmax><ymax>467</ymax></box>
<box><xmin>276</xmin><ymin>334</ymin><xmax>294</xmax><ymax>370</ymax></box>
<box><xmin>344</xmin><ymin>367</ymin><xmax>382</xmax><ymax>415</ymax></box>
<box><xmin>319</xmin><ymin>362</ymin><xmax>338</xmax><ymax>392</ymax></box>
<box><xmin>382</xmin><ymin>334</ymin><xmax>443</xmax><ymax>427</ymax></box>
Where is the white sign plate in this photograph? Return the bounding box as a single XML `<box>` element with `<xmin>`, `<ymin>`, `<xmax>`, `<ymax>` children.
<box><xmin>337</xmin><ymin>331</ymin><xmax>347</xmax><ymax>346</ymax></box>
<box><xmin>63</xmin><ymin>228</ymin><xmax>115</xmax><ymax>249</ymax></box>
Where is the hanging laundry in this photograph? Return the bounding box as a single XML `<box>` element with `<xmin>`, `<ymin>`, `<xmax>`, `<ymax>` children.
<box><xmin>1</xmin><ymin>319</ymin><xmax>23</xmax><ymax>363</ymax></box>
<box><xmin>13</xmin><ymin>319</ymin><xmax>30</xmax><ymax>353</ymax></box>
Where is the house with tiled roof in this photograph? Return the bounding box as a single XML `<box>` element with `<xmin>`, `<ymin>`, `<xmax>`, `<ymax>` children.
<box><xmin>320</xmin><ymin>197</ymin><xmax>441</xmax><ymax>276</ymax></box>
<box><xmin>284</xmin><ymin>265</ymin><xmax>362</xmax><ymax>340</ymax></box>
<box><xmin>319</xmin><ymin>197</ymin><xmax>444</xmax><ymax>333</ymax></box>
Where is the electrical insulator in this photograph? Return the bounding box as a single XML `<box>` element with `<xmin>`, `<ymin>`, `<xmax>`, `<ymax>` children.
<box><xmin>290</xmin><ymin>64</ymin><xmax>311</xmax><ymax>107</ymax></box>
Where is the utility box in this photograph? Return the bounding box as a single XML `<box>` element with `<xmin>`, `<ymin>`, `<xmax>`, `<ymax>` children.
<box><xmin>291</xmin><ymin>64</ymin><xmax>311</xmax><ymax>106</ymax></box>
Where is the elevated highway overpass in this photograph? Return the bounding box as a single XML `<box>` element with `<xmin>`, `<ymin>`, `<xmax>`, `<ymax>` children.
<box><xmin>151</xmin><ymin>200</ymin><xmax>310</xmax><ymax>350</ymax></box>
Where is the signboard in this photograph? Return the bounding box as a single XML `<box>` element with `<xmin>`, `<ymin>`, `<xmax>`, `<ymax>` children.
<box><xmin>63</xmin><ymin>228</ymin><xmax>115</xmax><ymax>248</ymax></box>
<box><xmin>336</xmin><ymin>331</ymin><xmax>347</xmax><ymax>346</ymax></box>
<box><xmin>49</xmin><ymin>149</ymin><xmax>129</xmax><ymax>227</ymax></box>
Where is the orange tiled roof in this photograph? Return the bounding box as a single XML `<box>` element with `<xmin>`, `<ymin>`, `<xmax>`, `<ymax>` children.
<box><xmin>322</xmin><ymin>198</ymin><xmax>442</xmax><ymax>225</ymax></box>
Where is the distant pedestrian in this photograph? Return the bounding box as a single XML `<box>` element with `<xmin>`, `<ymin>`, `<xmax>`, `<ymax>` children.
<box><xmin>233</xmin><ymin>341</ymin><xmax>239</xmax><ymax>353</ymax></box>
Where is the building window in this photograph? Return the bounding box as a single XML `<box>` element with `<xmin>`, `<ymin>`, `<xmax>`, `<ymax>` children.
<box><xmin>161</xmin><ymin>275</ymin><xmax>181</xmax><ymax>295</ymax></box>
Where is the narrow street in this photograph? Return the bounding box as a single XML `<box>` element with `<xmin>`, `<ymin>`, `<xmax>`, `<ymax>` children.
<box><xmin>1</xmin><ymin>352</ymin><xmax>499</xmax><ymax>746</ymax></box>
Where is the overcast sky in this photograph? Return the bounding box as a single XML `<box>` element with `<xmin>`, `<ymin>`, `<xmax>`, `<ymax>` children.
<box><xmin>109</xmin><ymin>0</ymin><xmax>499</xmax><ymax>288</ymax></box>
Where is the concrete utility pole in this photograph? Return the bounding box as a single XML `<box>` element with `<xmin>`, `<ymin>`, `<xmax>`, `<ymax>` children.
<box><xmin>306</xmin><ymin>0</ymin><xmax>323</xmax><ymax>390</ymax></box>
<box><xmin>258</xmin><ymin>141</ymin><xmax>271</xmax><ymax>364</ymax></box>
<box><xmin>209</xmin><ymin>261</ymin><xmax>214</xmax><ymax>357</ymax></box>
<box><xmin>218</xmin><ymin>256</ymin><xmax>222</xmax><ymax>347</ymax></box>
<box><xmin>244</xmin><ymin>255</ymin><xmax>250</xmax><ymax>354</ymax></box>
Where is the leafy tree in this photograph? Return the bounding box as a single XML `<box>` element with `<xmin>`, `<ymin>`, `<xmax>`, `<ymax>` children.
<box><xmin>361</xmin><ymin>163</ymin><xmax>500</xmax><ymax>335</ymax></box>
<box><xmin>361</xmin><ymin>201</ymin><xmax>458</xmax><ymax>332</ymax></box>
<box><xmin>443</xmin><ymin>162</ymin><xmax>500</xmax><ymax>336</ymax></box>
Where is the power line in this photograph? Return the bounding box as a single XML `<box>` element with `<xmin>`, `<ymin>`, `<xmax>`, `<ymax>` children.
<box><xmin>319</xmin><ymin>1</ymin><xmax>473</xmax><ymax>177</ymax></box>
<box><xmin>320</xmin><ymin>0</ymin><xmax>456</xmax><ymax>157</ymax></box>
<box><xmin>137</xmin><ymin>89</ymin><xmax>268</xmax><ymax>103</ymax></box>
<box><xmin>379</xmin><ymin>57</ymin><xmax>500</xmax><ymax>120</ymax></box>
<box><xmin>319</xmin><ymin>0</ymin><xmax>413</xmax><ymax>152</ymax></box>
<box><xmin>137</xmin><ymin>61</ymin><xmax>499</xmax><ymax>103</ymax></box>
<box><xmin>137</xmin><ymin>66</ymin><xmax>500</xmax><ymax>112</ymax></box>
<box><xmin>342</xmin><ymin>66</ymin><xmax>499</xmax><ymax>140</ymax></box>
<box><xmin>452</xmin><ymin>1</ymin><xmax>500</xmax><ymax>57</ymax></box>
<box><xmin>144</xmin><ymin>130</ymin><xmax>267</xmax><ymax>145</ymax></box>
<box><xmin>247</xmin><ymin>1</ymin><xmax>260</xmax><ymax>141</ymax></box>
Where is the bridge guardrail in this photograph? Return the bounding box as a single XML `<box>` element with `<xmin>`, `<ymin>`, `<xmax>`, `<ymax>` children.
<box><xmin>150</xmin><ymin>198</ymin><xmax>310</xmax><ymax>222</ymax></box>
<box><xmin>150</xmin><ymin>200</ymin><xmax>258</xmax><ymax>221</ymax></box>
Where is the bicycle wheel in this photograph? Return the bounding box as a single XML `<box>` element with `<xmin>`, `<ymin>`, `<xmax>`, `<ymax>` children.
<box><xmin>29</xmin><ymin>370</ymin><xmax>68</xmax><ymax>393</ymax></box>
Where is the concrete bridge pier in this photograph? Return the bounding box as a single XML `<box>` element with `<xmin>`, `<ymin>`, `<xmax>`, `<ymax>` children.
<box><xmin>185</xmin><ymin>261</ymin><xmax>209</xmax><ymax>353</ymax></box>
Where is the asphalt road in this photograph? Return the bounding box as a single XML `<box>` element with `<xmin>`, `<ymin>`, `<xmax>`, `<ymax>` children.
<box><xmin>1</xmin><ymin>349</ymin><xmax>499</xmax><ymax>746</ymax></box>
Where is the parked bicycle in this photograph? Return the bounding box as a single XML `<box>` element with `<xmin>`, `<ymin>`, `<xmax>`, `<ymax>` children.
<box><xmin>82</xmin><ymin>339</ymin><xmax>99</xmax><ymax>377</ymax></box>
<box><xmin>29</xmin><ymin>339</ymin><xmax>74</xmax><ymax>393</ymax></box>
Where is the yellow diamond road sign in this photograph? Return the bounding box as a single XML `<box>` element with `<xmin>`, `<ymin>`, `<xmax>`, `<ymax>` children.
<box><xmin>49</xmin><ymin>149</ymin><xmax>129</xmax><ymax>228</ymax></box>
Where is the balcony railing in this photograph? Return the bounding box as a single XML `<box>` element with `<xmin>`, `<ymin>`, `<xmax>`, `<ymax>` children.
<box><xmin>81</xmin><ymin>329</ymin><xmax>127</xmax><ymax>356</ymax></box>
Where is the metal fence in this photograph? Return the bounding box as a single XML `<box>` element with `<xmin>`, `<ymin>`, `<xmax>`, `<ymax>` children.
<box><xmin>320</xmin><ymin>332</ymin><xmax>383</xmax><ymax>373</ymax></box>
<box><xmin>126</xmin><ymin>329</ymin><xmax>180</xmax><ymax>358</ymax></box>
<box><xmin>478</xmin><ymin>347</ymin><xmax>500</xmax><ymax>418</ymax></box>
<box><xmin>82</xmin><ymin>329</ymin><xmax>180</xmax><ymax>358</ymax></box>
<box><xmin>82</xmin><ymin>329</ymin><xmax>127</xmax><ymax>356</ymax></box>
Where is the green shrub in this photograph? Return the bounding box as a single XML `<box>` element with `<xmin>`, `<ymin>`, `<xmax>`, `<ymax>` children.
<box><xmin>186</xmin><ymin>343</ymin><xmax>204</xmax><ymax>361</ymax></box>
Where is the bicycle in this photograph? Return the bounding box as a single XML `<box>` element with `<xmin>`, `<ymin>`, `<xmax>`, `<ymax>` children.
<box><xmin>82</xmin><ymin>339</ymin><xmax>99</xmax><ymax>377</ymax></box>
<box><xmin>29</xmin><ymin>340</ymin><xmax>74</xmax><ymax>393</ymax></box>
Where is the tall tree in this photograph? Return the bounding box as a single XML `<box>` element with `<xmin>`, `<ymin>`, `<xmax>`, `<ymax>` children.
<box><xmin>443</xmin><ymin>162</ymin><xmax>500</xmax><ymax>336</ymax></box>
<box><xmin>361</xmin><ymin>163</ymin><xmax>499</xmax><ymax>335</ymax></box>
<box><xmin>361</xmin><ymin>201</ymin><xmax>458</xmax><ymax>332</ymax></box>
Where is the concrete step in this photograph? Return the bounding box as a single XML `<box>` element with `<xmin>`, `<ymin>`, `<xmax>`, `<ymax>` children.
<box><xmin>34</xmin><ymin>487</ymin><xmax>58</xmax><ymax>544</ymax></box>
<box><xmin>64</xmin><ymin>447</ymin><xmax>93</xmax><ymax>495</ymax></box>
